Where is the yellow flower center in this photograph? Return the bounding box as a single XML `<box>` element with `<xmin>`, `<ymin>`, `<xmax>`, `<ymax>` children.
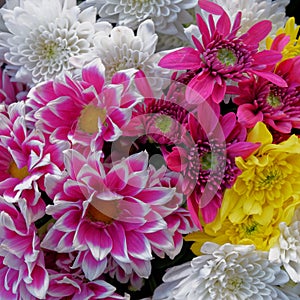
<box><xmin>8</xmin><ymin>161</ymin><xmax>29</xmax><ymax>180</ymax></box>
<box><xmin>86</xmin><ymin>199</ymin><xmax>119</xmax><ymax>224</ymax></box>
<box><xmin>78</xmin><ymin>105</ymin><xmax>107</xmax><ymax>134</ymax></box>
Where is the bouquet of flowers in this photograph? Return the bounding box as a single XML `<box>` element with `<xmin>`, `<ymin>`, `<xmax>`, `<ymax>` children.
<box><xmin>1</xmin><ymin>0</ymin><xmax>300</xmax><ymax>299</ymax></box>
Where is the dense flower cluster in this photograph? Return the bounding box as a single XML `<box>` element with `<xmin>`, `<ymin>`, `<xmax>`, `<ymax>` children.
<box><xmin>0</xmin><ymin>0</ymin><xmax>300</xmax><ymax>299</ymax></box>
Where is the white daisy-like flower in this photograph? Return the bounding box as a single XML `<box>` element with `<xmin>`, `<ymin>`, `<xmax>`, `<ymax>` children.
<box><xmin>269</xmin><ymin>221</ymin><xmax>300</xmax><ymax>283</ymax></box>
<box><xmin>203</xmin><ymin>0</ymin><xmax>289</xmax><ymax>36</ymax></box>
<box><xmin>153</xmin><ymin>242</ymin><xmax>294</xmax><ymax>300</ymax></box>
<box><xmin>80</xmin><ymin>0</ymin><xmax>198</xmax><ymax>36</ymax></box>
<box><xmin>0</xmin><ymin>0</ymin><xmax>98</xmax><ymax>84</ymax></box>
<box><xmin>70</xmin><ymin>20</ymin><xmax>173</xmax><ymax>93</ymax></box>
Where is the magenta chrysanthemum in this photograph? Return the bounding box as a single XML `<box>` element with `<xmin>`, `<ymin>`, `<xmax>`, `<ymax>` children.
<box><xmin>41</xmin><ymin>149</ymin><xmax>194</xmax><ymax>282</ymax></box>
<box><xmin>26</xmin><ymin>59</ymin><xmax>139</xmax><ymax>150</ymax></box>
<box><xmin>234</xmin><ymin>56</ymin><xmax>300</xmax><ymax>134</ymax></box>
<box><xmin>165</xmin><ymin>101</ymin><xmax>259</xmax><ymax>228</ymax></box>
<box><xmin>0</xmin><ymin>197</ymin><xmax>48</xmax><ymax>299</ymax></box>
<box><xmin>0</xmin><ymin>101</ymin><xmax>67</xmax><ymax>222</ymax></box>
<box><xmin>158</xmin><ymin>0</ymin><xmax>287</xmax><ymax>104</ymax></box>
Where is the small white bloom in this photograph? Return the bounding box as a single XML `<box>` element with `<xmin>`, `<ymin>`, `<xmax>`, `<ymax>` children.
<box><xmin>70</xmin><ymin>20</ymin><xmax>172</xmax><ymax>93</ymax></box>
<box><xmin>0</xmin><ymin>0</ymin><xmax>98</xmax><ymax>84</ymax></box>
<box><xmin>80</xmin><ymin>0</ymin><xmax>198</xmax><ymax>36</ymax></box>
<box><xmin>269</xmin><ymin>221</ymin><xmax>300</xmax><ymax>282</ymax></box>
<box><xmin>153</xmin><ymin>242</ymin><xmax>294</xmax><ymax>300</ymax></box>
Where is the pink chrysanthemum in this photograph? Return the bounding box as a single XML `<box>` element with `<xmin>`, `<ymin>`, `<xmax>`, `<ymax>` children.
<box><xmin>0</xmin><ymin>197</ymin><xmax>49</xmax><ymax>299</ymax></box>
<box><xmin>122</xmin><ymin>71</ymin><xmax>191</xmax><ymax>147</ymax></box>
<box><xmin>0</xmin><ymin>101</ymin><xmax>67</xmax><ymax>222</ymax></box>
<box><xmin>232</xmin><ymin>34</ymin><xmax>300</xmax><ymax>133</ymax></box>
<box><xmin>41</xmin><ymin>149</ymin><xmax>194</xmax><ymax>282</ymax></box>
<box><xmin>26</xmin><ymin>59</ymin><xmax>139</xmax><ymax>150</ymax></box>
<box><xmin>165</xmin><ymin>101</ymin><xmax>259</xmax><ymax>228</ymax></box>
<box><xmin>0</xmin><ymin>68</ymin><xmax>28</xmax><ymax>106</ymax></box>
<box><xmin>47</xmin><ymin>272</ymin><xmax>126</xmax><ymax>300</ymax></box>
<box><xmin>158</xmin><ymin>0</ymin><xmax>287</xmax><ymax>104</ymax></box>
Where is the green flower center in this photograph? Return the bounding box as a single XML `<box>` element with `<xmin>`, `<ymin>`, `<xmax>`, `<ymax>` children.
<box><xmin>217</xmin><ymin>48</ymin><xmax>237</xmax><ymax>66</ymax></box>
<box><xmin>200</xmin><ymin>152</ymin><xmax>218</xmax><ymax>171</ymax></box>
<box><xmin>154</xmin><ymin>115</ymin><xmax>173</xmax><ymax>133</ymax></box>
<box><xmin>266</xmin><ymin>93</ymin><xmax>281</xmax><ymax>107</ymax></box>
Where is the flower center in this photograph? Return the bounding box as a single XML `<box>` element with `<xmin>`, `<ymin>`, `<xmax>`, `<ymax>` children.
<box><xmin>200</xmin><ymin>151</ymin><xmax>218</xmax><ymax>171</ymax></box>
<box><xmin>154</xmin><ymin>115</ymin><xmax>173</xmax><ymax>133</ymax></box>
<box><xmin>78</xmin><ymin>105</ymin><xmax>107</xmax><ymax>134</ymax></box>
<box><xmin>86</xmin><ymin>199</ymin><xmax>119</xmax><ymax>224</ymax></box>
<box><xmin>42</xmin><ymin>40</ymin><xmax>60</xmax><ymax>60</ymax></box>
<box><xmin>8</xmin><ymin>161</ymin><xmax>29</xmax><ymax>180</ymax></box>
<box><xmin>217</xmin><ymin>48</ymin><xmax>237</xmax><ymax>66</ymax></box>
<box><xmin>266</xmin><ymin>92</ymin><xmax>281</xmax><ymax>108</ymax></box>
<box><xmin>256</xmin><ymin>167</ymin><xmax>281</xmax><ymax>190</ymax></box>
<box><xmin>226</xmin><ymin>277</ymin><xmax>243</xmax><ymax>292</ymax></box>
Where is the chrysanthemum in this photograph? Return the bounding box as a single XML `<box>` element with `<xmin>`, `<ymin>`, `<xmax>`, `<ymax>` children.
<box><xmin>165</xmin><ymin>100</ymin><xmax>258</xmax><ymax>228</ymax></box>
<box><xmin>267</xmin><ymin>17</ymin><xmax>300</xmax><ymax>61</ymax></box>
<box><xmin>269</xmin><ymin>221</ymin><xmax>300</xmax><ymax>283</ymax></box>
<box><xmin>153</xmin><ymin>242</ymin><xmax>293</xmax><ymax>300</ymax></box>
<box><xmin>41</xmin><ymin>149</ymin><xmax>194</xmax><ymax>282</ymax></box>
<box><xmin>26</xmin><ymin>59</ymin><xmax>139</xmax><ymax>150</ymax></box>
<box><xmin>186</xmin><ymin>122</ymin><xmax>300</xmax><ymax>252</ymax></box>
<box><xmin>0</xmin><ymin>101</ymin><xmax>67</xmax><ymax>222</ymax></box>
<box><xmin>80</xmin><ymin>0</ymin><xmax>197</xmax><ymax>36</ymax></box>
<box><xmin>199</xmin><ymin>0</ymin><xmax>289</xmax><ymax>37</ymax></box>
<box><xmin>233</xmin><ymin>55</ymin><xmax>300</xmax><ymax>133</ymax></box>
<box><xmin>0</xmin><ymin>0</ymin><xmax>98</xmax><ymax>84</ymax></box>
<box><xmin>0</xmin><ymin>197</ymin><xmax>49</xmax><ymax>299</ymax></box>
<box><xmin>159</xmin><ymin>0</ymin><xmax>286</xmax><ymax>104</ymax></box>
<box><xmin>0</xmin><ymin>68</ymin><xmax>28</xmax><ymax>106</ymax></box>
<box><xmin>47</xmin><ymin>272</ymin><xmax>126</xmax><ymax>299</ymax></box>
<box><xmin>70</xmin><ymin>20</ymin><xmax>172</xmax><ymax>92</ymax></box>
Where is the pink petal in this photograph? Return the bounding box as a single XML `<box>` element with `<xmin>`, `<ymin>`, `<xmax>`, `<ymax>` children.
<box><xmin>242</xmin><ymin>20</ymin><xmax>272</xmax><ymax>45</ymax></box>
<box><xmin>251</xmin><ymin>70</ymin><xmax>287</xmax><ymax>87</ymax></box>
<box><xmin>126</xmin><ymin>231</ymin><xmax>152</xmax><ymax>260</ymax></box>
<box><xmin>158</xmin><ymin>47</ymin><xmax>201</xmax><ymax>70</ymax></box>
<box><xmin>82</xmin><ymin>59</ymin><xmax>105</xmax><ymax>94</ymax></box>
<box><xmin>198</xmin><ymin>0</ymin><xmax>224</xmax><ymax>15</ymax></box>
<box><xmin>227</xmin><ymin>142</ymin><xmax>260</xmax><ymax>159</ymax></box>
<box><xmin>26</xmin><ymin>264</ymin><xmax>49</xmax><ymax>299</ymax></box>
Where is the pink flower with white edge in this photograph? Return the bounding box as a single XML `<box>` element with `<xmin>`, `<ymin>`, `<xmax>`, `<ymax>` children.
<box><xmin>0</xmin><ymin>68</ymin><xmax>28</xmax><ymax>106</ymax></box>
<box><xmin>26</xmin><ymin>58</ymin><xmax>140</xmax><ymax>150</ymax></box>
<box><xmin>41</xmin><ymin>149</ymin><xmax>193</xmax><ymax>282</ymax></box>
<box><xmin>159</xmin><ymin>0</ymin><xmax>287</xmax><ymax>104</ymax></box>
<box><xmin>47</xmin><ymin>272</ymin><xmax>126</xmax><ymax>300</ymax></box>
<box><xmin>0</xmin><ymin>101</ymin><xmax>67</xmax><ymax>222</ymax></box>
<box><xmin>0</xmin><ymin>197</ymin><xmax>49</xmax><ymax>299</ymax></box>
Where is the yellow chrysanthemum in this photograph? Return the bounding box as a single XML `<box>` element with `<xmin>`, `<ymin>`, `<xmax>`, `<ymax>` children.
<box><xmin>266</xmin><ymin>17</ymin><xmax>300</xmax><ymax>61</ymax></box>
<box><xmin>186</xmin><ymin>122</ymin><xmax>300</xmax><ymax>254</ymax></box>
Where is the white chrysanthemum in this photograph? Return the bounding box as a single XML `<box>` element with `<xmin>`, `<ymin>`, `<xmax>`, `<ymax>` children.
<box><xmin>70</xmin><ymin>20</ymin><xmax>172</xmax><ymax>92</ymax></box>
<box><xmin>269</xmin><ymin>221</ymin><xmax>300</xmax><ymax>283</ymax></box>
<box><xmin>0</xmin><ymin>0</ymin><xmax>98</xmax><ymax>84</ymax></box>
<box><xmin>80</xmin><ymin>0</ymin><xmax>198</xmax><ymax>36</ymax></box>
<box><xmin>211</xmin><ymin>0</ymin><xmax>289</xmax><ymax>36</ymax></box>
<box><xmin>153</xmin><ymin>242</ymin><xmax>294</xmax><ymax>300</ymax></box>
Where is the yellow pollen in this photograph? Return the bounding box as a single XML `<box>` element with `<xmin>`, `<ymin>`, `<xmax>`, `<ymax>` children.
<box><xmin>78</xmin><ymin>105</ymin><xmax>107</xmax><ymax>134</ymax></box>
<box><xmin>8</xmin><ymin>161</ymin><xmax>29</xmax><ymax>180</ymax></box>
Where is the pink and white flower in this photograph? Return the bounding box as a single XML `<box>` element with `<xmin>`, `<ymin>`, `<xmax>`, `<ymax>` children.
<box><xmin>26</xmin><ymin>58</ymin><xmax>140</xmax><ymax>150</ymax></box>
<box><xmin>0</xmin><ymin>197</ymin><xmax>49</xmax><ymax>299</ymax></box>
<box><xmin>0</xmin><ymin>101</ymin><xmax>67</xmax><ymax>222</ymax></box>
<box><xmin>41</xmin><ymin>149</ymin><xmax>194</xmax><ymax>282</ymax></box>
